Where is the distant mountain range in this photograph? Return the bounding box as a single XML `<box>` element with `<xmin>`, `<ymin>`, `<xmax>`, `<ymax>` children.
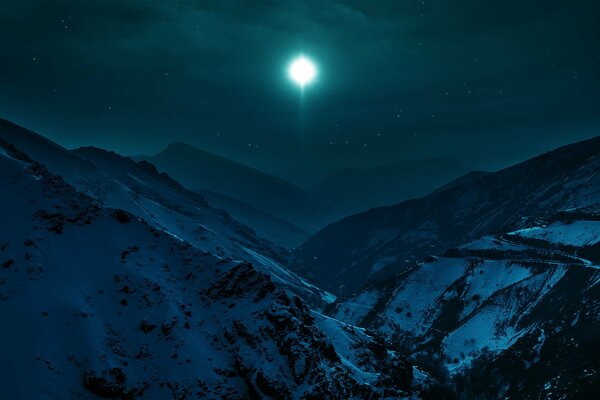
<box><xmin>310</xmin><ymin>156</ymin><xmax>472</xmax><ymax>218</ymax></box>
<box><xmin>137</xmin><ymin>143</ymin><xmax>331</xmax><ymax>234</ymax></box>
<box><xmin>137</xmin><ymin>143</ymin><xmax>475</xmax><ymax>231</ymax></box>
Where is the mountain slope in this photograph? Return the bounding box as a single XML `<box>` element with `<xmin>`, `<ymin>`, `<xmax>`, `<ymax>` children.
<box><xmin>0</xmin><ymin>120</ymin><xmax>332</xmax><ymax>304</ymax></box>
<box><xmin>310</xmin><ymin>156</ymin><xmax>471</xmax><ymax>218</ymax></box>
<box><xmin>327</xmin><ymin>207</ymin><xmax>600</xmax><ymax>399</ymax></box>
<box><xmin>297</xmin><ymin>135</ymin><xmax>600</xmax><ymax>296</ymax></box>
<box><xmin>0</xmin><ymin>139</ymin><xmax>418</xmax><ymax>399</ymax></box>
<box><xmin>139</xmin><ymin>143</ymin><xmax>331</xmax><ymax>233</ymax></box>
<box><xmin>197</xmin><ymin>189</ymin><xmax>308</xmax><ymax>248</ymax></box>
<box><xmin>74</xmin><ymin>145</ymin><xmax>331</xmax><ymax>304</ymax></box>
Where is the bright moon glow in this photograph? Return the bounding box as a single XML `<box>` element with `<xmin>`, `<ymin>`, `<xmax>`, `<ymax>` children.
<box><xmin>288</xmin><ymin>56</ymin><xmax>316</xmax><ymax>87</ymax></box>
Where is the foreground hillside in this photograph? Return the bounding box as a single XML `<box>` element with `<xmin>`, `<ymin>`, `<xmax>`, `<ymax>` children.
<box><xmin>0</xmin><ymin>119</ymin><xmax>332</xmax><ymax>304</ymax></box>
<box><xmin>297</xmin><ymin>136</ymin><xmax>600</xmax><ymax>296</ymax></box>
<box><xmin>327</xmin><ymin>207</ymin><xmax>600</xmax><ymax>399</ymax></box>
<box><xmin>0</xmin><ymin>139</ymin><xmax>421</xmax><ymax>398</ymax></box>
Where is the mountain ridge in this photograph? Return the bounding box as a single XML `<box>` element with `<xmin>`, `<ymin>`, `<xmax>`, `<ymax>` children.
<box><xmin>309</xmin><ymin>155</ymin><xmax>472</xmax><ymax>218</ymax></box>
<box><xmin>139</xmin><ymin>142</ymin><xmax>332</xmax><ymax>233</ymax></box>
<box><xmin>296</xmin><ymin>134</ymin><xmax>600</xmax><ymax>295</ymax></box>
<box><xmin>0</xmin><ymin>120</ymin><xmax>333</xmax><ymax>304</ymax></box>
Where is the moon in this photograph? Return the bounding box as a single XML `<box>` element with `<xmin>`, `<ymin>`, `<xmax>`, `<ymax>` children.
<box><xmin>288</xmin><ymin>56</ymin><xmax>317</xmax><ymax>87</ymax></box>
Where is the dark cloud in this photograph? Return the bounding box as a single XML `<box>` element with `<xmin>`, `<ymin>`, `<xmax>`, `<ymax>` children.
<box><xmin>1</xmin><ymin>0</ymin><xmax>599</xmax><ymax>180</ymax></box>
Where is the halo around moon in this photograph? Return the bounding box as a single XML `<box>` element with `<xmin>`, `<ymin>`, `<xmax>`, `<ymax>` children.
<box><xmin>288</xmin><ymin>56</ymin><xmax>316</xmax><ymax>87</ymax></box>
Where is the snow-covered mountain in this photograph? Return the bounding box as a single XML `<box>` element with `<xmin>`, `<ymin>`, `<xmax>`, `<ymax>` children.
<box><xmin>0</xmin><ymin>119</ymin><xmax>331</xmax><ymax>304</ymax></box>
<box><xmin>326</xmin><ymin>206</ymin><xmax>600</xmax><ymax>398</ymax></box>
<box><xmin>0</xmin><ymin>133</ymin><xmax>428</xmax><ymax>398</ymax></box>
<box><xmin>296</xmin><ymin>136</ymin><xmax>600</xmax><ymax>296</ymax></box>
<box><xmin>4</xmin><ymin>117</ymin><xmax>598</xmax><ymax>398</ymax></box>
<box><xmin>138</xmin><ymin>142</ymin><xmax>332</xmax><ymax>234</ymax></box>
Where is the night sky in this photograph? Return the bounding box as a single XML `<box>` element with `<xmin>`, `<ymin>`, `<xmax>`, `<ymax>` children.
<box><xmin>1</xmin><ymin>0</ymin><xmax>599</xmax><ymax>184</ymax></box>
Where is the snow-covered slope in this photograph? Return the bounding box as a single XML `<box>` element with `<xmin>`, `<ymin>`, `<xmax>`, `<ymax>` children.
<box><xmin>0</xmin><ymin>139</ymin><xmax>419</xmax><ymax>398</ymax></box>
<box><xmin>0</xmin><ymin>120</ymin><xmax>332</xmax><ymax>304</ymax></box>
<box><xmin>327</xmin><ymin>207</ymin><xmax>600</xmax><ymax>398</ymax></box>
<box><xmin>296</xmin><ymin>135</ymin><xmax>600</xmax><ymax>296</ymax></box>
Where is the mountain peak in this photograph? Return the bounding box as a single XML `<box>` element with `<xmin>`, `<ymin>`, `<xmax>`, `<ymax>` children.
<box><xmin>164</xmin><ymin>141</ymin><xmax>205</xmax><ymax>153</ymax></box>
<box><xmin>143</xmin><ymin>141</ymin><xmax>331</xmax><ymax>233</ymax></box>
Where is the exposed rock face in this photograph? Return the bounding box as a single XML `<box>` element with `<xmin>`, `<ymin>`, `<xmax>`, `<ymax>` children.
<box><xmin>328</xmin><ymin>207</ymin><xmax>600</xmax><ymax>399</ymax></box>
